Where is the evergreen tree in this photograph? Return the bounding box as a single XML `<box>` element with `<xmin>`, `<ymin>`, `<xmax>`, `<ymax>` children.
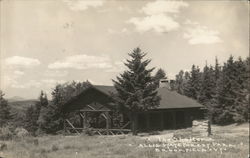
<box><xmin>154</xmin><ymin>68</ymin><xmax>167</xmax><ymax>87</ymax></box>
<box><xmin>0</xmin><ymin>91</ymin><xmax>11</xmax><ymax>127</ymax></box>
<box><xmin>37</xmin><ymin>81</ymin><xmax>91</xmax><ymax>134</ymax></box>
<box><xmin>112</xmin><ymin>47</ymin><xmax>161</xmax><ymax>135</ymax></box>
<box><xmin>175</xmin><ymin>70</ymin><xmax>184</xmax><ymax>94</ymax></box>
<box><xmin>183</xmin><ymin>71</ymin><xmax>190</xmax><ymax>96</ymax></box>
<box><xmin>214</xmin><ymin>57</ymin><xmax>221</xmax><ymax>81</ymax></box>
<box><xmin>232</xmin><ymin>57</ymin><xmax>249</xmax><ymax>122</ymax></box>
<box><xmin>184</xmin><ymin>65</ymin><xmax>201</xmax><ymax>100</ymax></box>
<box><xmin>38</xmin><ymin>85</ymin><xmax>64</xmax><ymax>134</ymax></box>
<box><xmin>24</xmin><ymin>105</ymin><xmax>38</xmax><ymax>134</ymax></box>
<box><xmin>199</xmin><ymin>64</ymin><xmax>215</xmax><ymax>105</ymax></box>
<box><xmin>24</xmin><ymin>91</ymin><xmax>48</xmax><ymax>135</ymax></box>
<box><xmin>213</xmin><ymin>56</ymin><xmax>236</xmax><ymax>124</ymax></box>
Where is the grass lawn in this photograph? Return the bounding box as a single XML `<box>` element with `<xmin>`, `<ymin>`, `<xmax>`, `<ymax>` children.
<box><xmin>0</xmin><ymin>123</ymin><xmax>249</xmax><ymax>158</ymax></box>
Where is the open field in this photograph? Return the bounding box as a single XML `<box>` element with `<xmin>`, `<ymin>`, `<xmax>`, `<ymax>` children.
<box><xmin>0</xmin><ymin>123</ymin><xmax>249</xmax><ymax>158</ymax></box>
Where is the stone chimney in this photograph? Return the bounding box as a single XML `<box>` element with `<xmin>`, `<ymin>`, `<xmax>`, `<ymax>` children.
<box><xmin>159</xmin><ymin>79</ymin><xmax>171</xmax><ymax>89</ymax></box>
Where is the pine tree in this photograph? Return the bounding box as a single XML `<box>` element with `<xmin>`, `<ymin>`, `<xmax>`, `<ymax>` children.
<box><xmin>154</xmin><ymin>68</ymin><xmax>167</xmax><ymax>87</ymax></box>
<box><xmin>38</xmin><ymin>85</ymin><xmax>64</xmax><ymax>134</ymax></box>
<box><xmin>213</xmin><ymin>56</ymin><xmax>236</xmax><ymax>124</ymax></box>
<box><xmin>214</xmin><ymin>57</ymin><xmax>221</xmax><ymax>81</ymax></box>
<box><xmin>112</xmin><ymin>47</ymin><xmax>161</xmax><ymax>135</ymax></box>
<box><xmin>183</xmin><ymin>71</ymin><xmax>190</xmax><ymax>96</ymax></box>
<box><xmin>0</xmin><ymin>91</ymin><xmax>11</xmax><ymax>127</ymax></box>
<box><xmin>232</xmin><ymin>57</ymin><xmax>249</xmax><ymax>122</ymax></box>
<box><xmin>199</xmin><ymin>64</ymin><xmax>215</xmax><ymax>105</ymax></box>
<box><xmin>24</xmin><ymin>91</ymin><xmax>48</xmax><ymax>135</ymax></box>
<box><xmin>175</xmin><ymin>70</ymin><xmax>185</xmax><ymax>94</ymax></box>
<box><xmin>24</xmin><ymin>105</ymin><xmax>38</xmax><ymax>134</ymax></box>
<box><xmin>184</xmin><ymin>65</ymin><xmax>201</xmax><ymax>100</ymax></box>
<box><xmin>37</xmin><ymin>81</ymin><xmax>91</xmax><ymax>134</ymax></box>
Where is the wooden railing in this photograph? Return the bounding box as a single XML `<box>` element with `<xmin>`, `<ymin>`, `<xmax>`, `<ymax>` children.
<box><xmin>64</xmin><ymin>119</ymin><xmax>131</xmax><ymax>135</ymax></box>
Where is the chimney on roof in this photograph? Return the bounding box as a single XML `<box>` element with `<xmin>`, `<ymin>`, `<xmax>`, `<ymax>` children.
<box><xmin>159</xmin><ymin>79</ymin><xmax>175</xmax><ymax>90</ymax></box>
<box><xmin>159</xmin><ymin>79</ymin><xmax>171</xmax><ymax>90</ymax></box>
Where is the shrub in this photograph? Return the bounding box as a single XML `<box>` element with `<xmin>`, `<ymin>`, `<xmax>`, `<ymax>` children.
<box><xmin>51</xmin><ymin>144</ymin><xmax>59</xmax><ymax>151</ymax></box>
<box><xmin>0</xmin><ymin>126</ymin><xmax>14</xmax><ymax>140</ymax></box>
<box><xmin>15</xmin><ymin>127</ymin><xmax>29</xmax><ymax>138</ymax></box>
<box><xmin>25</xmin><ymin>138</ymin><xmax>39</xmax><ymax>146</ymax></box>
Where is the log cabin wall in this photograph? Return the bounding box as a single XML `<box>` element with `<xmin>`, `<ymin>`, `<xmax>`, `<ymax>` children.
<box><xmin>136</xmin><ymin>108</ymin><xmax>204</xmax><ymax>132</ymax></box>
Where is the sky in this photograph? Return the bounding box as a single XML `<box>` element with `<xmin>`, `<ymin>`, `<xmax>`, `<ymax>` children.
<box><xmin>0</xmin><ymin>0</ymin><xmax>249</xmax><ymax>99</ymax></box>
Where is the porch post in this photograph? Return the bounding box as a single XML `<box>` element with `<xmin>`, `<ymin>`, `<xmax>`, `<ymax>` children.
<box><xmin>79</xmin><ymin>112</ymin><xmax>83</xmax><ymax>128</ymax></box>
<box><xmin>83</xmin><ymin>111</ymin><xmax>88</xmax><ymax>129</ymax></box>
<box><xmin>105</xmin><ymin>111</ymin><xmax>111</xmax><ymax>135</ymax></box>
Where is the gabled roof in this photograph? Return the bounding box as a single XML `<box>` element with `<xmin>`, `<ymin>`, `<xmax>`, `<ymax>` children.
<box><xmin>156</xmin><ymin>88</ymin><xmax>203</xmax><ymax>109</ymax></box>
<box><xmin>94</xmin><ymin>85</ymin><xmax>117</xmax><ymax>95</ymax></box>
<box><xmin>93</xmin><ymin>85</ymin><xmax>203</xmax><ymax>109</ymax></box>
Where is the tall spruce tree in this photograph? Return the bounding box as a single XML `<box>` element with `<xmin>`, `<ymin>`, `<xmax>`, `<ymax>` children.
<box><xmin>199</xmin><ymin>64</ymin><xmax>215</xmax><ymax>105</ymax></box>
<box><xmin>154</xmin><ymin>68</ymin><xmax>167</xmax><ymax>87</ymax></box>
<box><xmin>0</xmin><ymin>91</ymin><xmax>11</xmax><ymax>127</ymax></box>
<box><xmin>175</xmin><ymin>70</ymin><xmax>184</xmax><ymax>94</ymax></box>
<box><xmin>183</xmin><ymin>71</ymin><xmax>191</xmax><ymax>96</ymax></box>
<box><xmin>232</xmin><ymin>57</ymin><xmax>249</xmax><ymax>122</ymax></box>
<box><xmin>37</xmin><ymin>85</ymin><xmax>64</xmax><ymax>134</ymax></box>
<box><xmin>213</xmin><ymin>56</ymin><xmax>236</xmax><ymax>124</ymax></box>
<box><xmin>184</xmin><ymin>65</ymin><xmax>201</xmax><ymax>100</ymax></box>
<box><xmin>24</xmin><ymin>91</ymin><xmax>48</xmax><ymax>135</ymax></box>
<box><xmin>112</xmin><ymin>47</ymin><xmax>161</xmax><ymax>135</ymax></box>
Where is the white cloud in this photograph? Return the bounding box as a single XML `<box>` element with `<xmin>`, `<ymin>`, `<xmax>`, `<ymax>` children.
<box><xmin>105</xmin><ymin>61</ymin><xmax>125</xmax><ymax>73</ymax></box>
<box><xmin>128</xmin><ymin>0</ymin><xmax>188</xmax><ymax>33</ymax></box>
<box><xmin>13</xmin><ymin>70</ymin><xmax>24</xmax><ymax>76</ymax></box>
<box><xmin>128</xmin><ymin>14</ymin><xmax>179</xmax><ymax>33</ymax></box>
<box><xmin>5</xmin><ymin>56</ymin><xmax>40</xmax><ymax>67</ymax></box>
<box><xmin>41</xmin><ymin>79</ymin><xmax>66</xmax><ymax>87</ymax></box>
<box><xmin>44</xmin><ymin>70</ymin><xmax>68</xmax><ymax>77</ymax></box>
<box><xmin>183</xmin><ymin>25</ymin><xmax>222</xmax><ymax>45</ymax></box>
<box><xmin>11</xmin><ymin>80</ymin><xmax>41</xmax><ymax>89</ymax></box>
<box><xmin>63</xmin><ymin>0</ymin><xmax>104</xmax><ymax>11</ymax></box>
<box><xmin>142</xmin><ymin>0</ymin><xmax>189</xmax><ymax>15</ymax></box>
<box><xmin>107</xmin><ymin>28</ymin><xmax>129</xmax><ymax>35</ymax></box>
<box><xmin>48</xmin><ymin>54</ymin><xmax>113</xmax><ymax>70</ymax></box>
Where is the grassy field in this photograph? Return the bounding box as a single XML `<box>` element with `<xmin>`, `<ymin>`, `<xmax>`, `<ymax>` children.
<box><xmin>0</xmin><ymin>123</ymin><xmax>249</xmax><ymax>158</ymax></box>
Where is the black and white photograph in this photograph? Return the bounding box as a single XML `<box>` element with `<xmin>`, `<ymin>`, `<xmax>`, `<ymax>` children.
<box><xmin>0</xmin><ymin>0</ymin><xmax>249</xmax><ymax>158</ymax></box>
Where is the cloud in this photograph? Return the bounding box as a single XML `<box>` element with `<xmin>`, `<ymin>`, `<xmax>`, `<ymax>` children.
<box><xmin>13</xmin><ymin>70</ymin><xmax>24</xmax><ymax>76</ymax></box>
<box><xmin>5</xmin><ymin>56</ymin><xmax>40</xmax><ymax>67</ymax></box>
<box><xmin>11</xmin><ymin>80</ymin><xmax>41</xmax><ymax>89</ymax></box>
<box><xmin>48</xmin><ymin>54</ymin><xmax>113</xmax><ymax>70</ymax></box>
<box><xmin>142</xmin><ymin>0</ymin><xmax>189</xmax><ymax>15</ymax></box>
<box><xmin>63</xmin><ymin>0</ymin><xmax>104</xmax><ymax>11</ymax></box>
<box><xmin>107</xmin><ymin>28</ymin><xmax>129</xmax><ymax>35</ymax></box>
<box><xmin>128</xmin><ymin>0</ymin><xmax>188</xmax><ymax>33</ymax></box>
<box><xmin>105</xmin><ymin>61</ymin><xmax>125</xmax><ymax>73</ymax></box>
<box><xmin>183</xmin><ymin>24</ymin><xmax>222</xmax><ymax>45</ymax></box>
<box><xmin>44</xmin><ymin>70</ymin><xmax>68</xmax><ymax>77</ymax></box>
<box><xmin>41</xmin><ymin>79</ymin><xmax>66</xmax><ymax>87</ymax></box>
<box><xmin>128</xmin><ymin>14</ymin><xmax>179</xmax><ymax>33</ymax></box>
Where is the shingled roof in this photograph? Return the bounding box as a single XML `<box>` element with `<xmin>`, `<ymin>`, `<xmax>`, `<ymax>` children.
<box><xmin>94</xmin><ymin>85</ymin><xmax>203</xmax><ymax>109</ymax></box>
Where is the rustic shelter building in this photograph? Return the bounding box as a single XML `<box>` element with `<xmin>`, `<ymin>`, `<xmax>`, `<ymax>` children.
<box><xmin>63</xmin><ymin>80</ymin><xmax>204</xmax><ymax>135</ymax></box>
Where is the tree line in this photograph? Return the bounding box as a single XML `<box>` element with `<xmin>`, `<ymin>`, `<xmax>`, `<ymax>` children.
<box><xmin>174</xmin><ymin>56</ymin><xmax>249</xmax><ymax>124</ymax></box>
<box><xmin>0</xmin><ymin>48</ymin><xmax>249</xmax><ymax>135</ymax></box>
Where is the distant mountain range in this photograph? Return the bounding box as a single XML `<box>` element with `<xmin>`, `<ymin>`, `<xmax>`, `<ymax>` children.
<box><xmin>7</xmin><ymin>96</ymin><xmax>37</xmax><ymax>102</ymax></box>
